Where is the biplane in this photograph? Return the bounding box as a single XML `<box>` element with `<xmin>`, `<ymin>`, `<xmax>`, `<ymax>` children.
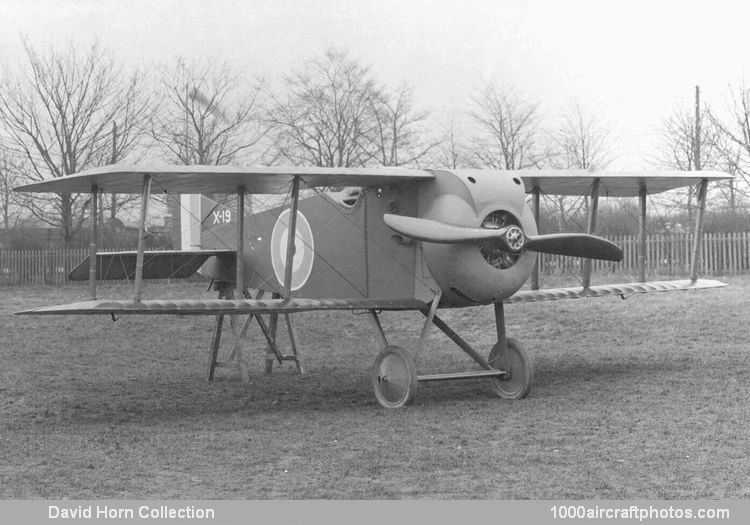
<box><xmin>14</xmin><ymin>165</ymin><xmax>731</xmax><ymax>407</ymax></box>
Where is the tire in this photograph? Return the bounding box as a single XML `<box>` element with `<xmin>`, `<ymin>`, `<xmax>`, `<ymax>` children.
<box><xmin>488</xmin><ymin>338</ymin><xmax>533</xmax><ymax>400</ymax></box>
<box><xmin>371</xmin><ymin>345</ymin><xmax>418</xmax><ymax>408</ymax></box>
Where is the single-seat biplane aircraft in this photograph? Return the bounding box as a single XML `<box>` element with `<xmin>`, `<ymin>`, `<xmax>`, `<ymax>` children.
<box><xmin>14</xmin><ymin>165</ymin><xmax>731</xmax><ymax>407</ymax></box>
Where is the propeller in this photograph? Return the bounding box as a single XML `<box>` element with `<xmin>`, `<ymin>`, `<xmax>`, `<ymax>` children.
<box><xmin>383</xmin><ymin>214</ymin><xmax>623</xmax><ymax>262</ymax></box>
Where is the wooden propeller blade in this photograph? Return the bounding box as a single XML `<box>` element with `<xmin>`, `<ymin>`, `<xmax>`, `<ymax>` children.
<box><xmin>525</xmin><ymin>233</ymin><xmax>623</xmax><ymax>262</ymax></box>
<box><xmin>384</xmin><ymin>214</ymin><xmax>623</xmax><ymax>262</ymax></box>
<box><xmin>383</xmin><ymin>214</ymin><xmax>505</xmax><ymax>244</ymax></box>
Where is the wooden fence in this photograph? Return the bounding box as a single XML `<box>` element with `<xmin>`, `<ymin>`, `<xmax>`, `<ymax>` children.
<box><xmin>537</xmin><ymin>232</ymin><xmax>750</xmax><ymax>280</ymax></box>
<box><xmin>2</xmin><ymin>232</ymin><xmax>750</xmax><ymax>286</ymax></box>
<box><xmin>1</xmin><ymin>249</ymin><xmax>91</xmax><ymax>286</ymax></box>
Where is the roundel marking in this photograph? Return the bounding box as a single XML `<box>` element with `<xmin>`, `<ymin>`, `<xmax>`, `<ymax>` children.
<box><xmin>270</xmin><ymin>209</ymin><xmax>315</xmax><ymax>291</ymax></box>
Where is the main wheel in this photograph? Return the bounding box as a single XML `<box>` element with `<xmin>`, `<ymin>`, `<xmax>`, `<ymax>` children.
<box><xmin>372</xmin><ymin>345</ymin><xmax>418</xmax><ymax>408</ymax></box>
<box><xmin>488</xmin><ymin>338</ymin><xmax>533</xmax><ymax>400</ymax></box>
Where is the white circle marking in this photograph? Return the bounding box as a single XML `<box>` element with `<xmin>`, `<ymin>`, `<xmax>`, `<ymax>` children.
<box><xmin>270</xmin><ymin>209</ymin><xmax>314</xmax><ymax>291</ymax></box>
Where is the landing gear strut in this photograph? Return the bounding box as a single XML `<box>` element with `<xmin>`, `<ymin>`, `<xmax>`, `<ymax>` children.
<box><xmin>487</xmin><ymin>302</ymin><xmax>533</xmax><ymax>400</ymax></box>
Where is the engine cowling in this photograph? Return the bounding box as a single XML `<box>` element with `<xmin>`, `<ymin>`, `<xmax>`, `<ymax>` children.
<box><xmin>420</xmin><ymin>170</ymin><xmax>537</xmax><ymax>306</ymax></box>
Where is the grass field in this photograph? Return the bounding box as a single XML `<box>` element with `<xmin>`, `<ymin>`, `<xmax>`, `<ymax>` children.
<box><xmin>1</xmin><ymin>276</ymin><xmax>748</xmax><ymax>499</ymax></box>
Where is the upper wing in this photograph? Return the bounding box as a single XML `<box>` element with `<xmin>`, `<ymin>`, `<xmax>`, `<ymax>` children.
<box><xmin>14</xmin><ymin>164</ymin><xmax>435</xmax><ymax>195</ymax></box>
<box><xmin>16</xmin><ymin>297</ymin><xmax>428</xmax><ymax>316</ymax></box>
<box><xmin>515</xmin><ymin>169</ymin><xmax>732</xmax><ymax>197</ymax></box>
<box><xmin>505</xmin><ymin>278</ymin><xmax>727</xmax><ymax>303</ymax></box>
<box><xmin>14</xmin><ymin>165</ymin><xmax>731</xmax><ymax>197</ymax></box>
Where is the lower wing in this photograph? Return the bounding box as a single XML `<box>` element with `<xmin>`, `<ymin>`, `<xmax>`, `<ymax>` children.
<box><xmin>505</xmin><ymin>279</ymin><xmax>727</xmax><ymax>303</ymax></box>
<box><xmin>16</xmin><ymin>297</ymin><xmax>428</xmax><ymax>316</ymax></box>
<box><xmin>15</xmin><ymin>279</ymin><xmax>726</xmax><ymax>315</ymax></box>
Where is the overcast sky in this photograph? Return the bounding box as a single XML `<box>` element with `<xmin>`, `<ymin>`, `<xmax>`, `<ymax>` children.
<box><xmin>1</xmin><ymin>0</ymin><xmax>748</xmax><ymax>169</ymax></box>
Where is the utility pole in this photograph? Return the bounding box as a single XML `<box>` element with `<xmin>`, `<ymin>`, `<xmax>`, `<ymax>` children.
<box><xmin>689</xmin><ymin>86</ymin><xmax>706</xmax><ymax>281</ymax></box>
<box><xmin>694</xmin><ymin>86</ymin><xmax>701</xmax><ymax>171</ymax></box>
<box><xmin>184</xmin><ymin>81</ymin><xmax>190</xmax><ymax>164</ymax></box>
<box><xmin>687</xmin><ymin>86</ymin><xmax>702</xmax><ymax>224</ymax></box>
<box><xmin>1</xmin><ymin>156</ymin><xmax>8</xmax><ymax>230</ymax></box>
<box><xmin>110</xmin><ymin>121</ymin><xmax>118</xmax><ymax>223</ymax></box>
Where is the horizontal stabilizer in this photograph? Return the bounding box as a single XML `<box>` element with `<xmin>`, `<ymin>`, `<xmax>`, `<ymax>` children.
<box><xmin>505</xmin><ymin>279</ymin><xmax>727</xmax><ymax>303</ymax></box>
<box><xmin>16</xmin><ymin>297</ymin><xmax>428</xmax><ymax>316</ymax></box>
<box><xmin>68</xmin><ymin>250</ymin><xmax>235</xmax><ymax>281</ymax></box>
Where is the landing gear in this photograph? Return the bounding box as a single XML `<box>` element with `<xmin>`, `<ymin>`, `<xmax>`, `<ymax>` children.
<box><xmin>367</xmin><ymin>299</ymin><xmax>534</xmax><ymax>408</ymax></box>
<box><xmin>488</xmin><ymin>338</ymin><xmax>533</xmax><ymax>400</ymax></box>
<box><xmin>372</xmin><ymin>345</ymin><xmax>418</xmax><ymax>408</ymax></box>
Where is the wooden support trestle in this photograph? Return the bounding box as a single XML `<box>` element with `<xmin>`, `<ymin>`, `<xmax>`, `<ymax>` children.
<box><xmin>206</xmin><ymin>178</ymin><xmax>307</xmax><ymax>382</ymax></box>
<box><xmin>206</xmin><ymin>283</ymin><xmax>230</xmax><ymax>382</ymax></box>
<box><xmin>283</xmin><ymin>313</ymin><xmax>304</xmax><ymax>373</ymax></box>
<box><xmin>205</xmin><ymin>285</ymin><xmax>305</xmax><ymax>381</ymax></box>
<box><xmin>264</xmin><ymin>296</ymin><xmax>280</xmax><ymax>374</ymax></box>
<box><xmin>206</xmin><ymin>283</ymin><xmax>253</xmax><ymax>382</ymax></box>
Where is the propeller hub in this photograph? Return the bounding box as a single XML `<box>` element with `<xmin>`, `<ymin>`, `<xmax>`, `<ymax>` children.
<box><xmin>504</xmin><ymin>226</ymin><xmax>525</xmax><ymax>252</ymax></box>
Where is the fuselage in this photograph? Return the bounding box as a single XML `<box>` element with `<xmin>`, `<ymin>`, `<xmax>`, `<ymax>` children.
<box><xmin>200</xmin><ymin>169</ymin><xmax>537</xmax><ymax>307</ymax></box>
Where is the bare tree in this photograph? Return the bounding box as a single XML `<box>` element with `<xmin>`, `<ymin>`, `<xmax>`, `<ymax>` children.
<box><xmin>653</xmin><ymin>92</ymin><xmax>725</xmax><ymax>219</ymax></box>
<box><xmin>370</xmin><ymin>83</ymin><xmax>436</xmax><ymax>166</ymax></box>
<box><xmin>553</xmin><ymin>101</ymin><xmax>616</xmax><ymax>170</ymax></box>
<box><xmin>707</xmin><ymin>131</ymin><xmax>748</xmax><ymax>214</ymax></box>
<box><xmin>655</xmin><ymin>101</ymin><xmax>718</xmax><ymax>171</ymax></box>
<box><xmin>710</xmin><ymin>82</ymin><xmax>750</xmax><ymax>213</ymax></box>
<box><xmin>267</xmin><ymin>49</ymin><xmax>382</xmax><ymax>167</ymax></box>
<box><xmin>0</xmin><ymin>148</ymin><xmax>22</xmax><ymax>231</ymax></box>
<box><xmin>150</xmin><ymin>58</ymin><xmax>270</xmax><ymax>166</ymax></box>
<box><xmin>541</xmin><ymin>102</ymin><xmax>618</xmax><ymax>230</ymax></box>
<box><xmin>0</xmin><ymin>40</ymin><xmax>149</xmax><ymax>245</ymax></box>
<box><xmin>428</xmin><ymin>110</ymin><xmax>474</xmax><ymax>169</ymax></box>
<box><xmin>469</xmin><ymin>82</ymin><xmax>544</xmax><ymax>169</ymax></box>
